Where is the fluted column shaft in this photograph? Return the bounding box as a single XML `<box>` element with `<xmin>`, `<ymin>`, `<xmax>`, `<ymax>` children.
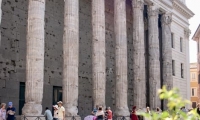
<box><xmin>148</xmin><ymin>5</ymin><xmax>161</xmax><ymax>109</ymax></box>
<box><xmin>22</xmin><ymin>0</ymin><xmax>45</xmax><ymax>115</ymax></box>
<box><xmin>114</xmin><ymin>0</ymin><xmax>129</xmax><ymax>116</ymax></box>
<box><xmin>63</xmin><ymin>0</ymin><xmax>79</xmax><ymax>116</ymax></box>
<box><xmin>132</xmin><ymin>0</ymin><xmax>146</xmax><ymax>109</ymax></box>
<box><xmin>92</xmin><ymin>0</ymin><xmax>106</xmax><ymax>107</ymax></box>
<box><xmin>161</xmin><ymin>13</ymin><xmax>172</xmax><ymax>109</ymax></box>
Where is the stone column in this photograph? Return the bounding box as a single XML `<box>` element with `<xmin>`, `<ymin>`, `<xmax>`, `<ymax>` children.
<box><xmin>148</xmin><ymin>5</ymin><xmax>161</xmax><ymax>110</ymax></box>
<box><xmin>62</xmin><ymin>0</ymin><xmax>79</xmax><ymax>116</ymax></box>
<box><xmin>22</xmin><ymin>0</ymin><xmax>45</xmax><ymax>116</ymax></box>
<box><xmin>114</xmin><ymin>0</ymin><xmax>129</xmax><ymax>116</ymax></box>
<box><xmin>161</xmin><ymin>13</ymin><xmax>172</xmax><ymax>109</ymax></box>
<box><xmin>92</xmin><ymin>0</ymin><xmax>106</xmax><ymax>107</ymax></box>
<box><xmin>132</xmin><ymin>0</ymin><xmax>146</xmax><ymax>109</ymax></box>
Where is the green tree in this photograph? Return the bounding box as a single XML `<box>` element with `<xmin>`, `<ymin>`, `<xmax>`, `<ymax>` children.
<box><xmin>139</xmin><ymin>86</ymin><xmax>199</xmax><ymax>120</ymax></box>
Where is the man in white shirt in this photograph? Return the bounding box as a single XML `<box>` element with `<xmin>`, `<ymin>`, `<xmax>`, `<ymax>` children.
<box><xmin>57</xmin><ymin>101</ymin><xmax>65</xmax><ymax>120</ymax></box>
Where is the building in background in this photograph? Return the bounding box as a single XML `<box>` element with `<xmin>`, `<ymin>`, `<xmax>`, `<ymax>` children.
<box><xmin>192</xmin><ymin>24</ymin><xmax>200</xmax><ymax>108</ymax></box>
<box><xmin>190</xmin><ymin>63</ymin><xmax>199</xmax><ymax>108</ymax></box>
<box><xmin>0</xmin><ymin>0</ymin><xmax>194</xmax><ymax>118</ymax></box>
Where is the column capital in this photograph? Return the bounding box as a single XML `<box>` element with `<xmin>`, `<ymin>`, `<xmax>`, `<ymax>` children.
<box><xmin>148</xmin><ymin>5</ymin><xmax>159</xmax><ymax>17</ymax></box>
<box><xmin>161</xmin><ymin>13</ymin><xmax>172</xmax><ymax>25</ymax></box>
<box><xmin>184</xmin><ymin>28</ymin><xmax>191</xmax><ymax>38</ymax></box>
<box><xmin>132</xmin><ymin>0</ymin><xmax>144</xmax><ymax>9</ymax></box>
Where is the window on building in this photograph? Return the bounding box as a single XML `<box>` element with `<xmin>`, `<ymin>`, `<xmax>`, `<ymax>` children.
<box><xmin>192</xmin><ymin>102</ymin><xmax>197</xmax><ymax>108</ymax></box>
<box><xmin>171</xmin><ymin>33</ymin><xmax>174</xmax><ymax>48</ymax></box>
<box><xmin>181</xmin><ymin>63</ymin><xmax>184</xmax><ymax>78</ymax></box>
<box><xmin>172</xmin><ymin>60</ymin><xmax>175</xmax><ymax>76</ymax></box>
<box><xmin>198</xmin><ymin>41</ymin><xmax>200</xmax><ymax>52</ymax></box>
<box><xmin>191</xmin><ymin>88</ymin><xmax>197</xmax><ymax>97</ymax></box>
<box><xmin>180</xmin><ymin>37</ymin><xmax>183</xmax><ymax>52</ymax></box>
<box><xmin>19</xmin><ymin>82</ymin><xmax>25</xmax><ymax>115</ymax></box>
<box><xmin>53</xmin><ymin>86</ymin><xmax>62</xmax><ymax>115</ymax></box>
<box><xmin>192</xmin><ymin>73</ymin><xmax>196</xmax><ymax>79</ymax></box>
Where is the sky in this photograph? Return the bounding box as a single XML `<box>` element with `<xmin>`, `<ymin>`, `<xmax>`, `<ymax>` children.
<box><xmin>186</xmin><ymin>0</ymin><xmax>200</xmax><ymax>63</ymax></box>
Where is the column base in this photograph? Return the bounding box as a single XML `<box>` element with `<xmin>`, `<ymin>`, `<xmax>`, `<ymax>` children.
<box><xmin>22</xmin><ymin>102</ymin><xmax>42</xmax><ymax>116</ymax></box>
<box><xmin>65</xmin><ymin>116</ymin><xmax>81</xmax><ymax>120</ymax></box>
<box><xmin>115</xmin><ymin>107</ymin><xmax>130</xmax><ymax>118</ymax></box>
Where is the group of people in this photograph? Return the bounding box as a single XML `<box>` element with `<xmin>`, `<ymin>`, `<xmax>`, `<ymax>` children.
<box><xmin>84</xmin><ymin>105</ymin><xmax>113</xmax><ymax>120</ymax></box>
<box><xmin>0</xmin><ymin>102</ymin><xmax>16</xmax><ymax>120</ymax></box>
<box><xmin>44</xmin><ymin>101</ymin><xmax>65</xmax><ymax>120</ymax></box>
<box><xmin>130</xmin><ymin>106</ymin><xmax>162</xmax><ymax>120</ymax></box>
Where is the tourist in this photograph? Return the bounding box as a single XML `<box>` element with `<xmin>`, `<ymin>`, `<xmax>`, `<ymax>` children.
<box><xmin>0</xmin><ymin>103</ymin><xmax>6</xmax><ymax>120</ymax></box>
<box><xmin>146</xmin><ymin>107</ymin><xmax>151</xmax><ymax>114</ymax></box>
<box><xmin>53</xmin><ymin>105</ymin><xmax>59</xmax><ymax>120</ymax></box>
<box><xmin>6</xmin><ymin>102</ymin><xmax>15</xmax><ymax>120</ymax></box>
<box><xmin>130</xmin><ymin>106</ymin><xmax>138</xmax><ymax>120</ymax></box>
<box><xmin>92</xmin><ymin>105</ymin><xmax>98</xmax><ymax>115</ymax></box>
<box><xmin>57</xmin><ymin>101</ymin><xmax>65</xmax><ymax>120</ymax></box>
<box><xmin>105</xmin><ymin>107</ymin><xmax>113</xmax><ymax>120</ymax></box>
<box><xmin>44</xmin><ymin>107</ymin><xmax>53</xmax><ymax>120</ymax></box>
<box><xmin>95</xmin><ymin>106</ymin><xmax>104</xmax><ymax>120</ymax></box>
<box><xmin>156</xmin><ymin>107</ymin><xmax>162</xmax><ymax>114</ymax></box>
<box><xmin>180</xmin><ymin>106</ymin><xmax>187</xmax><ymax>113</ymax></box>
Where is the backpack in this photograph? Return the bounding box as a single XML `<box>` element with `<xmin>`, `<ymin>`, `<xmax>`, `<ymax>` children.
<box><xmin>107</xmin><ymin>110</ymin><xmax>112</xmax><ymax>119</ymax></box>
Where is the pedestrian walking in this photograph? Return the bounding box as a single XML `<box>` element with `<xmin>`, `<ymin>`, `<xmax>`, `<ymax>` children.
<box><xmin>0</xmin><ymin>103</ymin><xmax>6</xmax><ymax>120</ymax></box>
<box><xmin>92</xmin><ymin>105</ymin><xmax>98</xmax><ymax>115</ymax></box>
<box><xmin>6</xmin><ymin>102</ymin><xmax>15</xmax><ymax>120</ymax></box>
<box><xmin>130</xmin><ymin>106</ymin><xmax>138</xmax><ymax>120</ymax></box>
<box><xmin>57</xmin><ymin>101</ymin><xmax>65</xmax><ymax>120</ymax></box>
<box><xmin>95</xmin><ymin>106</ymin><xmax>104</xmax><ymax>120</ymax></box>
<box><xmin>156</xmin><ymin>107</ymin><xmax>162</xmax><ymax>114</ymax></box>
<box><xmin>44</xmin><ymin>107</ymin><xmax>53</xmax><ymax>120</ymax></box>
<box><xmin>104</xmin><ymin>107</ymin><xmax>112</xmax><ymax>120</ymax></box>
<box><xmin>53</xmin><ymin>105</ymin><xmax>59</xmax><ymax>120</ymax></box>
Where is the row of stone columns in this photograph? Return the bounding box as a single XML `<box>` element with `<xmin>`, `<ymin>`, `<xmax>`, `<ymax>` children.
<box><xmin>22</xmin><ymin>0</ymin><xmax>172</xmax><ymax>117</ymax></box>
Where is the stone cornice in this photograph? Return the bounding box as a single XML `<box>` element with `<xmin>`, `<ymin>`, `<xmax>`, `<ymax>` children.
<box><xmin>159</xmin><ymin>0</ymin><xmax>173</xmax><ymax>9</ymax></box>
<box><xmin>172</xmin><ymin>0</ymin><xmax>194</xmax><ymax>19</ymax></box>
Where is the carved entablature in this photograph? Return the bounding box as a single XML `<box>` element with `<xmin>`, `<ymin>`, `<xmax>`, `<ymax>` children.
<box><xmin>148</xmin><ymin>5</ymin><xmax>159</xmax><ymax>17</ymax></box>
<box><xmin>132</xmin><ymin>0</ymin><xmax>144</xmax><ymax>10</ymax></box>
<box><xmin>184</xmin><ymin>28</ymin><xmax>191</xmax><ymax>38</ymax></box>
<box><xmin>161</xmin><ymin>13</ymin><xmax>172</xmax><ymax>25</ymax></box>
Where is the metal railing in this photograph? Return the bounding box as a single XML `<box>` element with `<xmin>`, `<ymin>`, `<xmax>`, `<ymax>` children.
<box><xmin>65</xmin><ymin>116</ymin><xmax>80</xmax><ymax>120</ymax></box>
<box><xmin>113</xmin><ymin>116</ymin><xmax>129</xmax><ymax>120</ymax></box>
<box><xmin>22</xmin><ymin>116</ymin><xmax>45</xmax><ymax>120</ymax></box>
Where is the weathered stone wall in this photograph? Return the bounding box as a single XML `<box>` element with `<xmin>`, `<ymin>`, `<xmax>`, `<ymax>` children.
<box><xmin>43</xmin><ymin>0</ymin><xmax>64</xmax><ymax>113</ymax></box>
<box><xmin>0</xmin><ymin>0</ymin><xmax>134</xmax><ymax>117</ymax></box>
<box><xmin>0</xmin><ymin>0</ymin><xmax>28</xmax><ymax>113</ymax></box>
<box><xmin>78</xmin><ymin>0</ymin><xmax>93</xmax><ymax>117</ymax></box>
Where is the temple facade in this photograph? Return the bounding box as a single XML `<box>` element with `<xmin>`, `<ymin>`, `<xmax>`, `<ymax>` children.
<box><xmin>0</xmin><ymin>0</ymin><xmax>194</xmax><ymax>118</ymax></box>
